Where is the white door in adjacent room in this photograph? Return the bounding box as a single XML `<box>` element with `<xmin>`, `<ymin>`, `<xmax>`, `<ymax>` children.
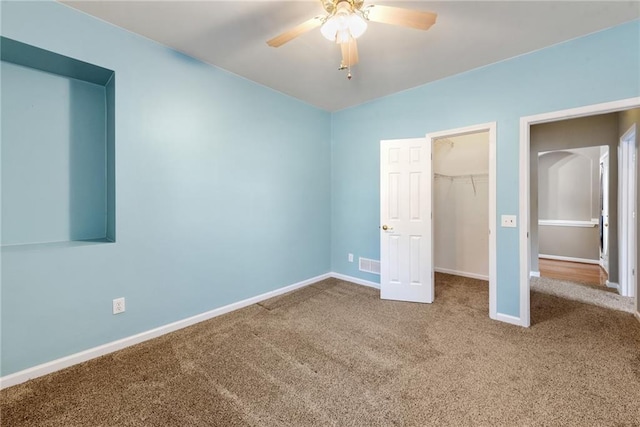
<box><xmin>599</xmin><ymin>151</ymin><xmax>610</xmax><ymax>274</ymax></box>
<box><xmin>380</xmin><ymin>138</ymin><xmax>433</xmax><ymax>303</ymax></box>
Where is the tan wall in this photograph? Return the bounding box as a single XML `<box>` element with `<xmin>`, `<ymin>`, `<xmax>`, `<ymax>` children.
<box><xmin>539</xmin><ymin>225</ymin><xmax>600</xmax><ymax>260</ymax></box>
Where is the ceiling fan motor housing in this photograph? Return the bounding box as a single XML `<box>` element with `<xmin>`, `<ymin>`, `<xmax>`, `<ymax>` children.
<box><xmin>322</xmin><ymin>0</ymin><xmax>365</xmax><ymax>15</ymax></box>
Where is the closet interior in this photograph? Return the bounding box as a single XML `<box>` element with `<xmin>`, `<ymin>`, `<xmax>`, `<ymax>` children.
<box><xmin>433</xmin><ymin>131</ymin><xmax>490</xmax><ymax>280</ymax></box>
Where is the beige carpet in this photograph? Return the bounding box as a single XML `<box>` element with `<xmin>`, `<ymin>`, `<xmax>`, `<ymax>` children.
<box><xmin>2</xmin><ymin>274</ymin><xmax>640</xmax><ymax>426</ymax></box>
<box><xmin>531</xmin><ymin>275</ymin><xmax>636</xmax><ymax>313</ymax></box>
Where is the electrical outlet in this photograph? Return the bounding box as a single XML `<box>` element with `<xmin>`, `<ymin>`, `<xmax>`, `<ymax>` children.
<box><xmin>112</xmin><ymin>297</ymin><xmax>125</xmax><ymax>314</ymax></box>
<box><xmin>501</xmin><ymin>215</ymin><xmax>517</xmax><ymax>228</ymax></box>
<box><xmin>348</xmin><ymin>253</ymin><xmax>354</xmax><ymax>262</ymax></box>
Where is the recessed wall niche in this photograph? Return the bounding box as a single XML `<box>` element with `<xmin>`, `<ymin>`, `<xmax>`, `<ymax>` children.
<box><xmin>1</xmin><ymin>37</ymin><xmax>115</xmax><ymax>246</ymax></box>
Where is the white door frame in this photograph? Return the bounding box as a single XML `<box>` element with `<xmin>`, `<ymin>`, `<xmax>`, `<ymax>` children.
<box><xmin>619</xmin><ymin>124</ymin><xmax>637</xmax><ymax>298</ymax></box>
<box><xmin>519</xmin><ymin>97</ymin><xmax>640</xmax><ymax>327</ymax></box>
<box><xmin>426</xmin><ymin>122</ymin><xmax>497</xmax><ymax>319</ymax></box>
<box><xmin>599</xmin><ymin>150</ymin><xmax>610</xmax><ymax>275</ymax></box>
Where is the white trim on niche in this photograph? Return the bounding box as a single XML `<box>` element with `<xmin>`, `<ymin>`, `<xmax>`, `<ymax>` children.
<box><xmin>530</xmin><ymin>271</ymin><xmax>541</xmax><ymax>278</ymax></box>
<box><xmin>519</xmin><ymin>97</ymin><xmax>640</xmax><ymax>329</ymax></box>
<box><xmin>539</xmin><ymin>254</ymin><xmax>600</xmax><ymax>265</ymax></box>
<box><xmin>0</xmin><ymin>272</ymin><xmax>332</xmax><ymax>390</ymax></box>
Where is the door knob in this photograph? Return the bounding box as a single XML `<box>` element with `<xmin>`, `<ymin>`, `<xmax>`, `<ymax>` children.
<box><xmin>605</xmin><ymin>223</ymin><xmax>609</xmax><ymax>227</ymax></box>
<box><xmin>382</xmin><ymin>225</ymin><xmax>393</xmax><ymax>231</ymax></box>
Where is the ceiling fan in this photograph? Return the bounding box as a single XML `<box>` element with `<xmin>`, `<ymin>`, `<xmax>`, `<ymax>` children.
<box><xmin>266</xmin><ymin>0</ymin><xmax>437</xmax><ymax>79</ymax></box>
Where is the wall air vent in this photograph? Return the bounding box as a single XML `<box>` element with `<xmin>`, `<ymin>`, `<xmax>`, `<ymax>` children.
<box><xmin>359</xmin><ymin>257</ymin><xmax>381</xmax><ymax>275</ymax></box>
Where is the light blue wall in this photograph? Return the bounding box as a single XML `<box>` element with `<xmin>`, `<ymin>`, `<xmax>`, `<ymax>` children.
<box><xmin>331</xmin><ymin>20</ymin><xmax>640</xmax><ymax>317</ymax></box>
<box><xmin>1</xmin><ymin>61</ymin><xmax>108</xmax><ymax>245</ymax></box>
<box><xmin>1</xmin><ymin>1</ymin><xmax>331</xmax><ymax>376</ymax></box>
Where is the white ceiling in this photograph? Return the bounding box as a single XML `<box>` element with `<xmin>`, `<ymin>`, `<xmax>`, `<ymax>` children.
<box><xmin>61</xmin><ymin>1</ymin><xmax>640</xmax><ymax>111</ymax></box>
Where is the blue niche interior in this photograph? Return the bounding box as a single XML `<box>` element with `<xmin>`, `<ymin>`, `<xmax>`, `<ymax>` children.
<box><xmin>1</xmin><ymin>37</ymin><xmax>115</xmax><ymax>247</ymax></box>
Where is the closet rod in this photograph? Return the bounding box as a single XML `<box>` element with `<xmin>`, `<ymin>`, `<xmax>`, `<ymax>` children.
<box><xmin>433</xmin><ymin>172</ymin><xmax>488</xmax><ymax>179</ymax></box>
<box><xmin>434</xmin><ymin>172</ymin><xmax>488</xmax><ymax>196</ymax></box>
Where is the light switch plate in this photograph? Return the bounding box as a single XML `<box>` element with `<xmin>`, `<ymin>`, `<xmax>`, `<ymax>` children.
<box><xmin>501</xmin><ymin>215</ymin><xmax>517</xmax><ymax>228</ymax></box>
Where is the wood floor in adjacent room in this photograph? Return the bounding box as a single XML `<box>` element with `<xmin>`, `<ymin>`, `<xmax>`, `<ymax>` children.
<box><xmin>539</xmin><ymin>258</ymin><xmax>610</xmax><ymax>289</ymax></box>
<box><xmin>2</xmin><ymin>274</ymin><xmax>639</xmax><ymax>426</ymax></box>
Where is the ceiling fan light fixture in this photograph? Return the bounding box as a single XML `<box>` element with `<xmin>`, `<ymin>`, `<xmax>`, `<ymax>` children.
<box><xmin>320</xmin><ymin>17</ymin><xmax>339</xmax><ymax>41</ymax></box>
<box><xmin>347</xmin><ymin>13</ymin><xmax>368</xmax><ymax>38</ymax></box>
<box><xmin>320</xmin><ymin>9</ymin><xmax>367</xmax><ymax>42</ymax></box>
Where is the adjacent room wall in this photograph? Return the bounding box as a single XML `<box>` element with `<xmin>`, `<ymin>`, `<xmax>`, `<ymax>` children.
<box><xmin>538</xmin><ymin>147</ymin><xmax>600</xmax><ymax>221</ymax></box>
<box><xmin>0</xmin><ymin>1</ymin><xmax>331</xmax><ymax>376</ymax></box>
<box><xmin>331</xmin><ymin>20</ymin><xmax>640</xmax><ymax>317</ymax></box>
<box><xmin>537</xmin><ymin>147</ymin><xmax>601</xmax><ymax>263</ymax></box>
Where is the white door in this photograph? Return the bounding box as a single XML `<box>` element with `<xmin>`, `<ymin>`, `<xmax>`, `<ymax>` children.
<box><xmin>599</xmin><ymin>152</ymin><xmax>609</xmax><ymax>274</ymax></box>
<box><xmin>380</xmin><ymin>138</ymin><xmax>433</xmax><ymax>303</ymax></box>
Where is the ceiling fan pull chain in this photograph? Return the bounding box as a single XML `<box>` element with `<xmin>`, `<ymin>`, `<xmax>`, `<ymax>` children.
<box><xmin>347</xmin><ymin>39</ymin><xmax>353</xmax><ymax>80</ymax></box>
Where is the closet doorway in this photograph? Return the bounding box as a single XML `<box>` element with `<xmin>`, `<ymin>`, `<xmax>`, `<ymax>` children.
<box><xmin>426</xmin><ymin>123</ymin><xmax>497</xmax><ymax>319</ymax></box>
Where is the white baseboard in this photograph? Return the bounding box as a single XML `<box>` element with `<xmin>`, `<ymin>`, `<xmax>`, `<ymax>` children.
<box><xmin>434</xmin><ymin>267</ymin><xmax>489</xmax><ymax>281</ymax></box>
<box><xmin>492</xmin><ymin>312</ymin><xmax>527</xmax><ymax>327</ymax></box>
<box><xmin>606</xmin><ymin>281</ymin><xmax>620</xmax><ymax>292</ymax></box>
<box><xmin>1</xmin><ymin>269</ymin><xmax>526</xmax><ymax>389</ymax></box>
<box><xmin>539</xmin><ymin>254</ymin><xmax>600</xmax><ymax>265</ymax></box>
<box><xmin>330</xmin><ymin>272</ymin><xmax>380</xmax><ymax>289</ymax></box>
<box><xmin>0</xmin><ymin>272</ymin><xmax>332</xmax><ymax>390</ymax></box>
<box><xmin>530</xmin><ymin>271</ymin><xmax>541</xmax><ymax>278</ymax></box>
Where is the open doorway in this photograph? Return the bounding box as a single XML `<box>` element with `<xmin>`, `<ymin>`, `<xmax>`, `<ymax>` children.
<box><xmin>519</xmin><ymin>99</ymin><xmax>640</xmax><ymax>327</ymax></box>
<box><xmin>433</xmin><ymin>132</ymin><xmax>490</xmax><ymax>281</ymax></box>
<box><xmin>534</xmin><ymin>145</ymin><xmax>611</xmax><ymax>291</ymax></box>
<box><xmin>426</xmin><ymin>122</ymin><xmax>498</xmax><ymax>320</ymax></box>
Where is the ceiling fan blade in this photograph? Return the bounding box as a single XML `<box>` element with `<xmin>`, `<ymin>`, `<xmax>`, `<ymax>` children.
<box><xmin>365</xmin><ymin>5</ymin><xmax>437</xmax><ymax>31</ymax></box>
<box><xmin>267</xmin><ymin>16</ymin><xmax>324</xmax><ymax>47</ymax></box>
<box><xmin>340</xmin><ymin>38</ymin><xmax>359</xmax><ymax>67</ymax></box>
